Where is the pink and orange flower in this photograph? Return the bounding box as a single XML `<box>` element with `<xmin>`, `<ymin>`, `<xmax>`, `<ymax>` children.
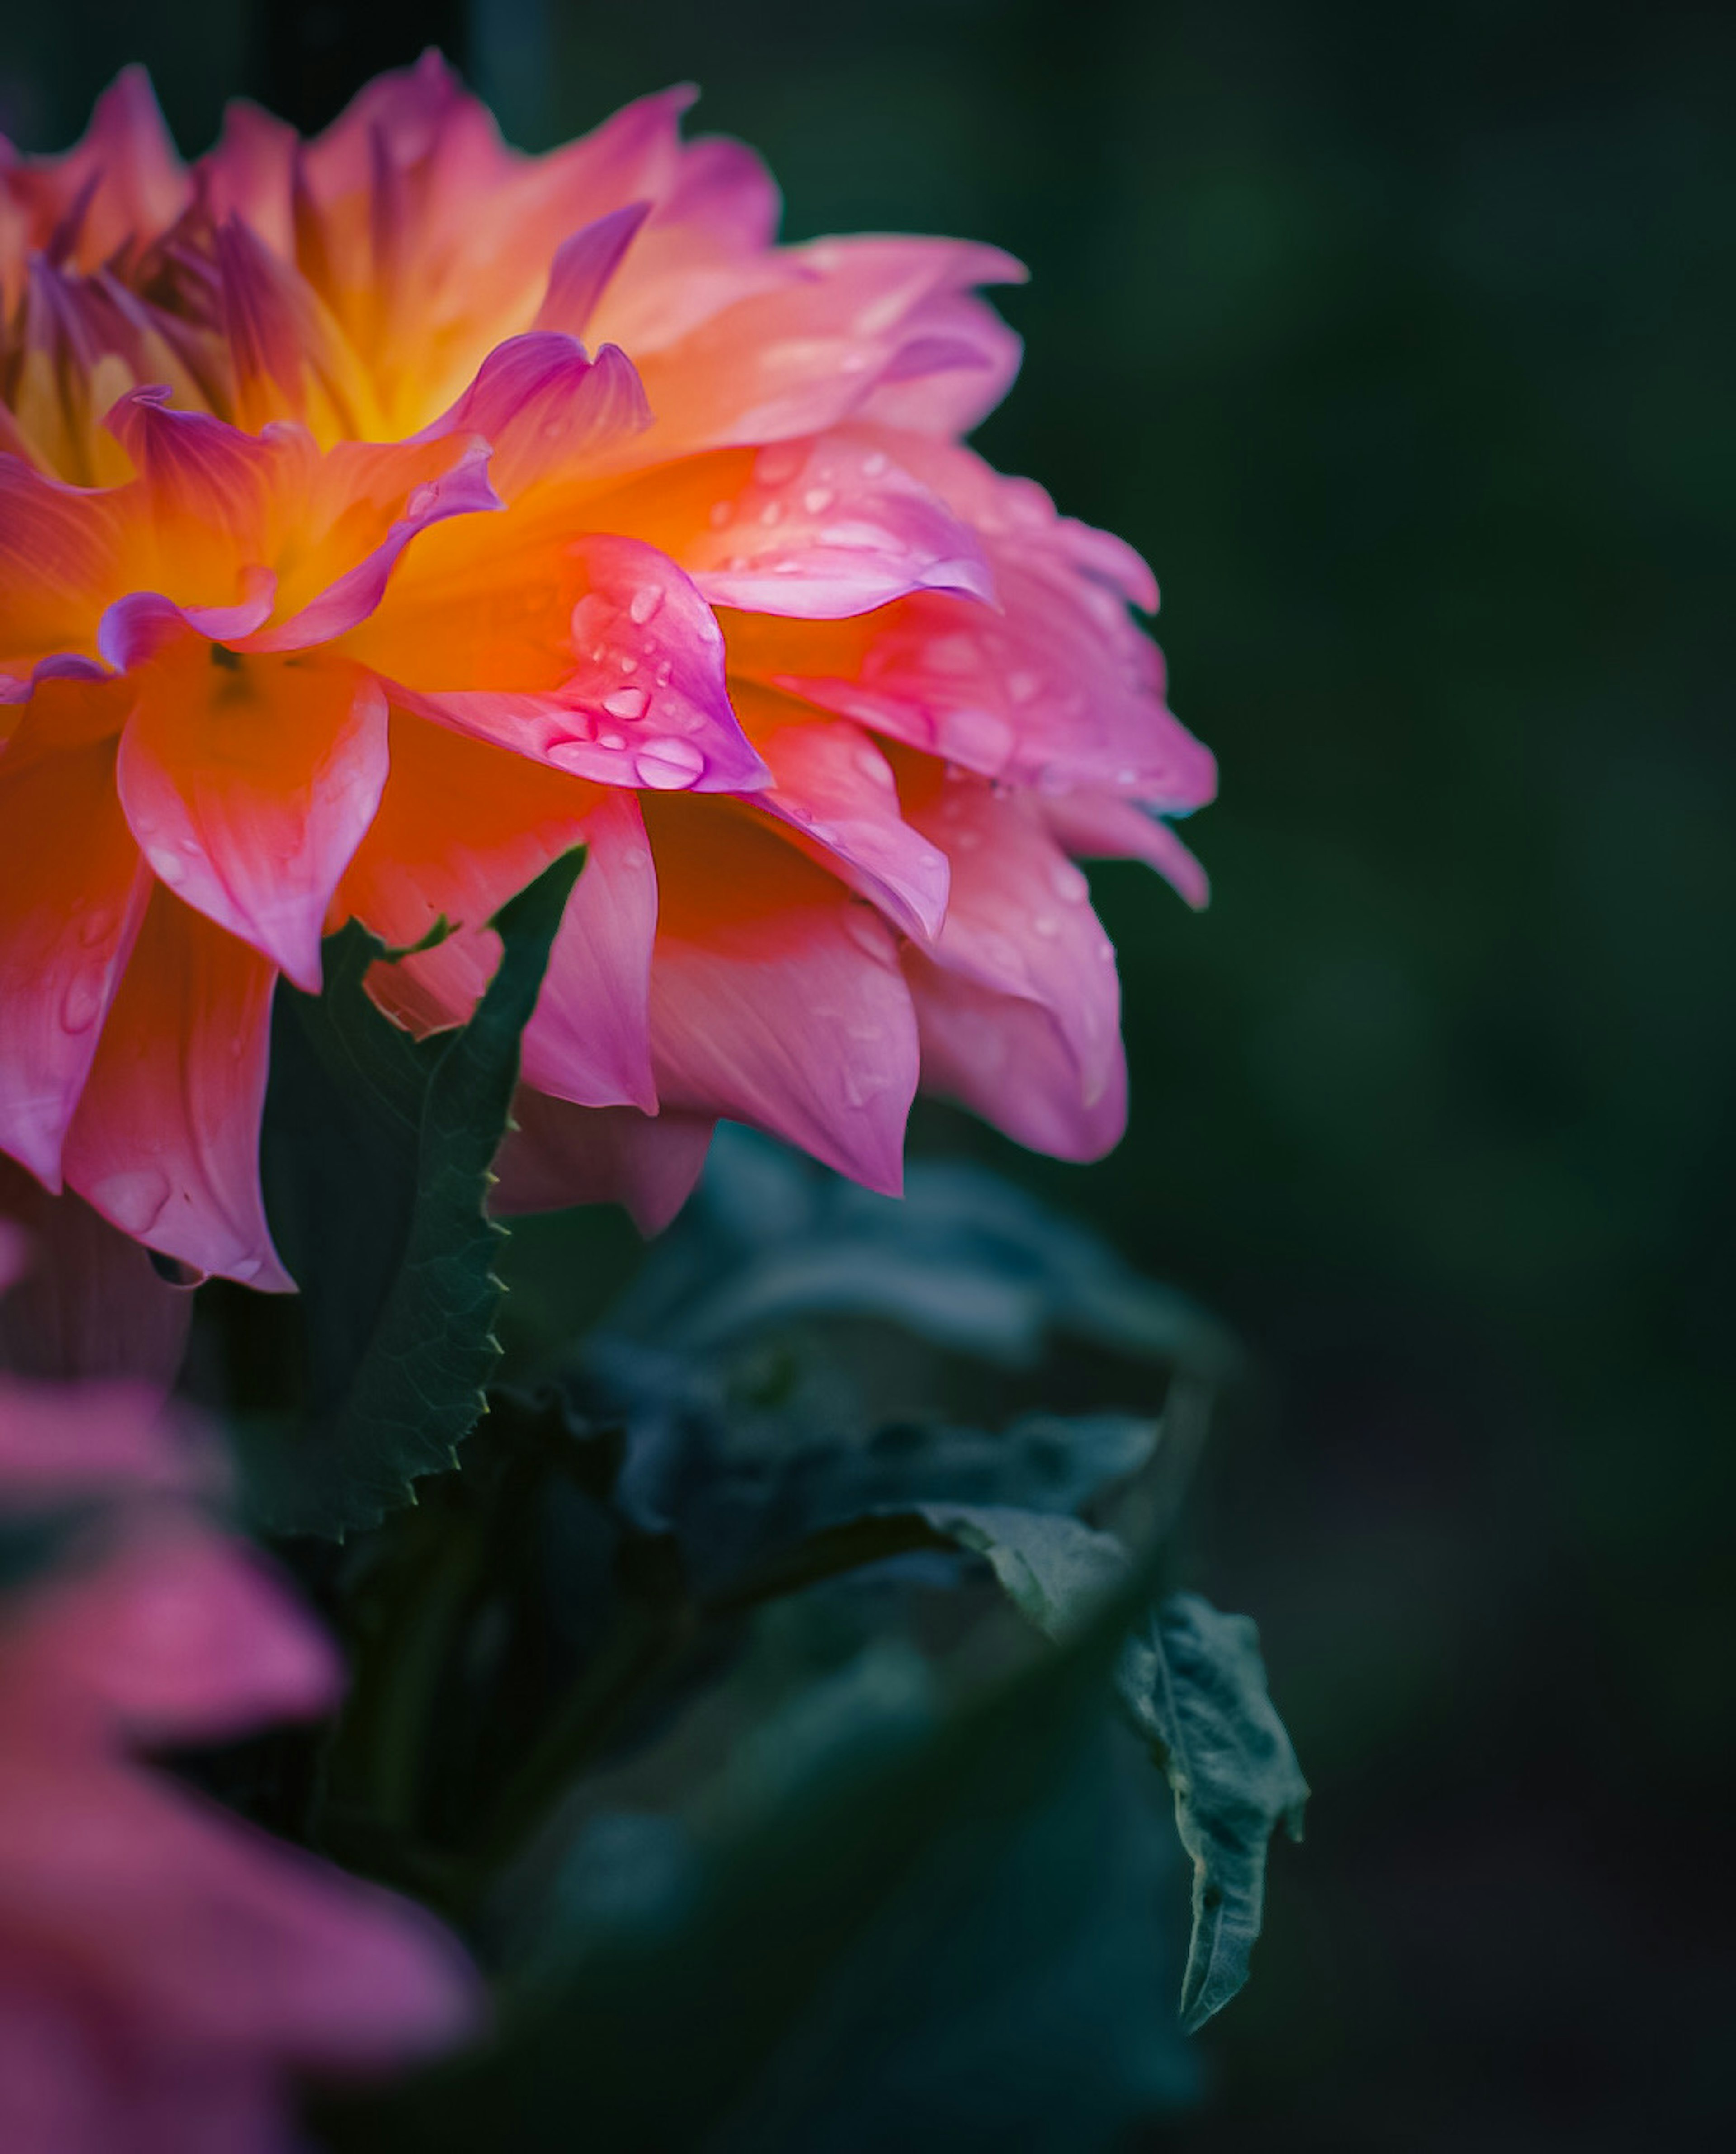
<box><xmin>0</xmin><ymin>57</ymin><xmax>1214</xmax><ymax>1291</ymax></box>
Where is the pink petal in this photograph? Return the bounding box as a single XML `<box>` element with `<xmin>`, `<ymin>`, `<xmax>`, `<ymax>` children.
<box><xmin>61</xmin><ymin>889</ymin><xmax>290</xmax><ymax>1291</ymax></box>
<box><xmin>644</xmin><ymin>803</ymin><xmax>920</xmax><ymax>1194</ymax></box>
<box><xmin>0</xmin><ymin>735</ymin><xmax>151</xmax><ymax>1185</ymax></box>
<box><xmin>4</xmin><ymin>1517</ymin><xmax>340</xmax><ymax>1746</ymax></box>
<box><xmin>7</xmin><ymin>66</ymin><xmax>189</xmax><ymax>276</ymax></box>
<box><xmin>904</xmin><ymin>946</ymin><xmax>1129</xmax><ymax>1162</ymax></box>
<box><xmin>603</xmin><ymin>433</ymin><xmax>991</xmax><ymax>620</ymax></box>
<box><xmin>396</xmin><ymin>534</ymin><xmax>767</xmax><ymax>795</ymax></box>
<box><xmin>740</xmin><ymin>698</ymin><xmax>950</xmax><ymax>942</ymax></box>
<box><xmin>491</xmin><ymin>1092</ymin><xmax>713</xmax><ymax>1234</ymax></box>
<box><xmin>117</xmin><ymin>644</ymin><xmax>389</xmax><ymax>993</ymax></box>
<box><xmin>904</xmin><ymin>770</ymin><xmax>1123</xmax><ymax>1114</ymax></box>
<box><xmin>619</xmin><ymin>237</ymin><xmax>1023</xmax><ymax>460</ymax></box>
<box><xmin>519</xmin><ymin>789</ymin><xmax>658</xmax><ymax>1111</ymax></box>
<box><xmin>414</xmin><ymin>331</ymin><xmax>650</xmax><ymax>500</ymax></box>
<box><xmin>532</xmin><ymin>203</ymin><xmax>653</xmax><ymax>339</ymax></box>
<box><xmin>1040</xmin><ymin>788</ymin><xmax>1210</xmax><ymax>909</ymax></box>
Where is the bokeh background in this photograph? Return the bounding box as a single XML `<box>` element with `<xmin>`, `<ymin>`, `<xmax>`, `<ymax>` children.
<box><xmin>5</xmin><ymin>2</ymin><xmax>1732</xmax><ymax>2145</ymax></box>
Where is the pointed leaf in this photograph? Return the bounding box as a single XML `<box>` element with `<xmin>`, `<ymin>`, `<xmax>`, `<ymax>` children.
<box><xmin>1117</xmin><ymin>1592</ymin><xmax>1308</xmax><ymax>2031</ymax></box>
<box><xmin>237</xmin><ymin>848</ymin><xmax>585</xmax><ymax>1536</ymax></box>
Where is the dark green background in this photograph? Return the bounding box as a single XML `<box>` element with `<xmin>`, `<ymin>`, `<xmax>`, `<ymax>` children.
<box><xmin>5</xmin><ymin>3</ymin><xmax>1731</xmax><ymax>2143</ymax></box>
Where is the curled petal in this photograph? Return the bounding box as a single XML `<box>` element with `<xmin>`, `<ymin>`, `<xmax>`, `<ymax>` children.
<box><xmin>415</xmin><ymin>332</ymin><xmax>650</xmax><ymax>500</ymax></box>
<box><xmin>1040</xmin><ymin>788</ymin><xmax>1210</xmax><ymax>910</ymax></box>
<box><xmin>118</xmin><ymin>641</ymin><xmax>389</xmax><ymax>992</ymax></box>
<box><xmin>594</xmin><ymin>432</ymin><xmax>991</xmax><ymax>620</ymax></box>
<box><xmin>61</xmin><ymin>889</ymin><xmax>290</xmax><ymax>1290</ymax></box>
<box><xmin>377</xmin><ymin>533</ymin><xmax>767</xmax><ymax>794</ymax></box>
<box><xmin>736</xmin><ymin>692</ymin><xmax>949</xmax><ymax>943</ymax></box>
<box><xmin>904</xmin><ymin>949</ymin><xmax>1129</xmax><ymax>1162</ymax></box>
<box><xmin>644</xmin><ymin>801</ymin><xmax>920</xmax><ymax>1194</ymax></box>
<box><xmin>491</xmin><ymin>1092</ymin><xmax>713</xmax><ymax>1234</ymax></box>
<box><xmin>532</xmin><ymin>203</ymin><xmax>654</xmax><ymax>340</ymax></box>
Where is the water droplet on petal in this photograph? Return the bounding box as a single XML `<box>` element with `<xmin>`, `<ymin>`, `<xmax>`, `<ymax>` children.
<box><xmin>1050</xmin><ymin>860</ymin><xmax>1091</xmax><ymax>904</ymax></box>
<box><xmin>76</xmin><ymin>907</ymin><xmax>116</xmax><ymax>949</ymax></box>
<box><xmin>852</xmin><ymin>745</ymin><xmax>894</xmax><ymax>787</ymax></box>
<box><xmin>633</xmin><ymin>737</ymin><xmax>707</xmax><ymax>789</ymax></box>
<box><xmin>598</xmin><ymin>730</ymin><xmax>626</xmax><ymax>751</ymax></box>
<box><xmin>654</xmin><ymin>660</ymin><xmax>674</xmax><ymax>687</ymax></box>
<box><xmin>860</xmin><ymin>451</ymin><xmax>889</xmax><ymax>477</ymax></box>
<box><xmin>620</xmin><ymin>846</ymin><xmax>651</xmax><ymax>871</ymax></box>
<box><xmin>60</xmin><ymin>975</ymin><xmax>103</xmax><ymax>1033</ymax></box>
<box><xmin>629</xmin><ymin>585</ymin><xmax>665</xmax><ymax>625</ymax></box>
<box><xmin>802</xmin><ymin>486</ymin><xmax>835</xmax><ymax>515</ymax></box>
<box><xmin>759</xmin><ymin>501</ymin><xmax>784</xmax><ymax>527</ymax></box>
<box><xmin>1031</xmin><ymin>913</ymin><xmax>1060</xmax><ymax>939</ymax></box>
<box><xmin>604</xmin><ymin>686</ymin><xmax>649</xmax><ymax>720</ymax></box>
<box><xmin>708</xmin><ymin>500</ymin><xmax>735</xmax><ymax>529</ymax></box>
<box><xmin>152</xmin><ymin>852</ymin><xmax>187</xmax><ymax>888</ymax></box>
<box><xmin>617</xmin><ymin>653</ymin><xmax>639</xmax><ymax>674</ymax></box>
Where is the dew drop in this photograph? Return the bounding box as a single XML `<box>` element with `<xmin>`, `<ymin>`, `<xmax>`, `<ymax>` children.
<box><xmin>604</xmin><ymin>686</ymin><xmax>649</xmax><ymax>720</ymax></box>
<box><xmin>759</xmin><ymin>501</ymin><xmax>784</xmax><ymax>527</ymax></box>
<box><xmin>617</xmin><ymin>653</ymin><xmax>639</xmax><ymax>674</ymax></box>
<box><xmin>599</xmin><ymin>730</ymin><xmax>627</xmax><ymax>751</ymax></box>
<box><xmin>852</xmin><ymin>744</ymin><xmax>893</xmax><ymax>786</ymax></box>
<box><xmin>629</xmin><ymin>585</ymin><xmax>664</xmax><ymax>625</ymax></box>
<box><xmin>60</xmin><ymin>974</ymin><xmax>103</xmax><ymax>1033</ymax></box>
<box><xmin>708</xmin><ymin>500</ymin><xmax>734</xmax><ymax>529</ymax></box>
<box><xmin>632</xmin><ymin>737</ymin><xmax>707</xmax><ymax>789</ymax></box>
<box><xmin>76</xmin><ymin>907</ymin><xmax>116</xmax><ymax>949</ymax></box>
<box><xmin>547</xmin><ymin>740</ymin><xmax>595</xmax><ymax>773</ymax></box>
<box><xmin>754</xmin><ymin>443</ymin><xmax>804</xmax><ymax>487</ymax></box>
<box><xmin>654</xmin><ymin>660</ymin><xmax>674</xmax><ymax>687</ymax></box>
<box><xmin>152</xmin><ymin>852</ymin><xmax>187</xmax><ymax>888</ymax></box>
<box><xmin>860</xmin><ymin>450</ymin><xmax>889</xmax><ymax>477</ymax></box>
<box><xmin>620</xmin><ymin>845</ymin><xmax>651</xmax><ymax>871</ymax></box>
<box><xmin>1031</xmin><ymin>913</ymin><xmax>1060</xmax><ymax>939</ymax></box>
<box><xmin>1050</xmin><ymin>860</ymin><xmax>1091</xmax><ymax>904</ymax></box>
<box><xmin>802</xmin><ymin>486</ymin><xmax>835</xmax><ymax>515</ymax></box>
<box><xmin>230</xmin><ymin>1255</ymin><xmax>264</xmax><ymax>1282</ymax></box>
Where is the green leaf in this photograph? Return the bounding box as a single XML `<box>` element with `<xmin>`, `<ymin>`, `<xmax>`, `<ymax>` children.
<box><xmin>1116</xmin><ymin>1591</ymin><xmax>1309</xmax><ymax>2031</ymax></box>
<box><xmin>238</xmin><ymin>849</ymin><xmax>585</xmax><ymax>1538</ymax></box>
<box><xmin>720</xmin><ymin>1502</ymin><xmax>1129</xmax><ymax>1643</ymax></box>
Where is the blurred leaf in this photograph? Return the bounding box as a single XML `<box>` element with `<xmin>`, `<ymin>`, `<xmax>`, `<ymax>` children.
<box><xmin>1118</xmin><ymin>1592</ymin><xmax>1309</xmax><ymax>2031</ymax></box>
<box><xmin>238</xmin><ymin>850</ymin><xmax>585</xmax><ymax>1538</ymax></box>
<box><xmin>605</xmin><ymin>1126</ymin><xmax>1236</xmax><ymax>1376</ymax></box>
<box><xmin>314</xmin><ymin>1544</ymin><xmax>1193</xmax><ymax>2154</ymax></box>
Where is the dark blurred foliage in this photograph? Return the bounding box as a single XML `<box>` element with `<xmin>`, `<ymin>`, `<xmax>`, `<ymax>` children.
<box><xmin>4</xmin><ymin>0</ymin><xmax>1733</xmax><ymax>2144</ymax></box>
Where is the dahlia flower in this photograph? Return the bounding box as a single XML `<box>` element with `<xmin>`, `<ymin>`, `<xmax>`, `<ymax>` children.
<box><xmin>0</xmin><ymin>1247</ymin><xmax>478</xmax><ymax>2145</ymax></box>
<box><xmin>0</xmin><ymin>58</ymin><xmax>1214</xmax><ymax>1288</ymax></box>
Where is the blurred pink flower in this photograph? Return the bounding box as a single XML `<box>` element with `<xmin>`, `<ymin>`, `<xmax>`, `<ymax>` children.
<box><xmin>0</xmin><ymin>1367</ymin><xmax>480</xmax><ymax>2150</ymax></box>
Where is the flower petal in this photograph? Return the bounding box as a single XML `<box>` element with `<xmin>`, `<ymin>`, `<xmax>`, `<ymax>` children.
<box><xmin>344</xmin><ymin>722</ymin><xmax>657</xmax><ymax>1114</ymax></box>
<box><xmin>734</xmin><ymin>690</ymin><xmax>949</xmax><ymax>943</ymax></box>
<box><xmin>118</xmin><ymin>640</ymin><xmax>389</xmax><ymax>992</ymax></box>
<box><xmin>0</xmin><ymin>731</ymin><xmax>151</xmax><ymax>1186</ymax></box>
<box><xmin>0</xmin><ymin>455</ymin><xmax>120</xmax><ymax>667</ymax></box>
<box><xmin>903</xmin><ymin>949</ymin><xmax>1128</xmax><ymax>1162</ymax></box>
<box><xmin>532</xmin><ymin>203</ymin><xmax>653</xmax><ymax>340</ymax></box>
<box><xmin>902</xmin><ymin>765</ymin><xmax>1123</xmax><ymax>1114</ymax></box>
<box><xmin>61</xmin><ymin>889</ymin><xmax>290</xmax><ymax>1290</ymax></box>
<box><xmin>643</xmin><ymin>801</ymin><xmax>919</xmax><ymax>1193</ymax></box>
<box><xmin>1040</xmin><ymin>788</ymin><xmax>1210</xmax><ymax>910</ymax></box>
<box><xmin>414</xmin><ymin>331</ymin><xmax>649</xmax><ymax>500</ymax></box>
<box><xmin>491</xmin><ymin>1092</ymin><xmax>713</xmax><ymax>1233</ymax></box>
<box><xmin>373</xmin><ymin>532</ymin><xmax>767</xmax><ymax>795</ymax></box>
<box><xmin>594</xmin><ymin>432</ymin><xmax>991</xmax><ymax>620</ymax></box>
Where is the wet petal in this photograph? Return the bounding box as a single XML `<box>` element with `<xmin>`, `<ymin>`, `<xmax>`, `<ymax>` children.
<box><xmin>61</xmin><ymin>888</ymin><xmax>289</xmax><ymax>1290</ymax></box>
<box><xmin>414</xmin><ymin>331</ymin><xmax>650</xmax><ymax>500</ymax></box>
<box><xmin>0</xmin><ymin>732</ymin><xmax>151</xmax><ymax>1186</ymax></box>
<box><xmin>735</xmin><ymin>690</ymin><xmax>949</xmax><ymax>942</ymax></box>
<box><xmin>1040</xmin><ymin>788</ymin><xmax>1210</xmax><ymax>910</ymax></box>
<box><xmin>594</xmin><ymin>432</ymin><xmax>991</xmax><ymax>619</ymax></box>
